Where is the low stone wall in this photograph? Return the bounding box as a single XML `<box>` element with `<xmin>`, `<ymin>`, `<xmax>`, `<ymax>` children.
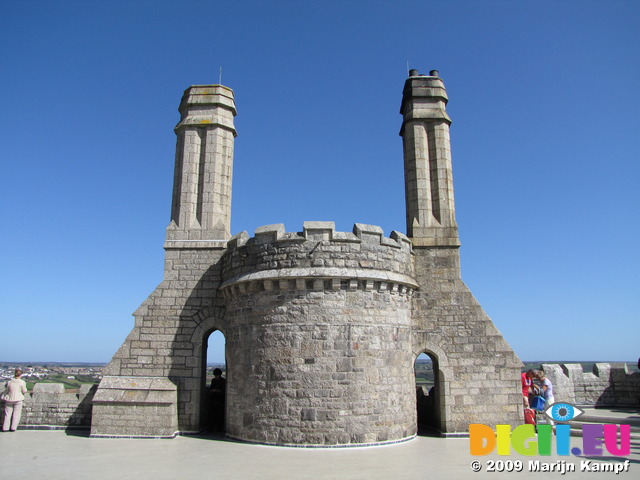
<box><xmin>541</xmin><ymin>363</ymin><xmax>640</xmax><ymax>407</ymax></box>
<box><xmin>1</xmin><ymin>382</ymin><xmax>96</xmax><ymax>429</ymax></box>
<box><xmin>4</xmin><ymin>364</ymin><xmax>638</xmax><ymax>433</ymax></box>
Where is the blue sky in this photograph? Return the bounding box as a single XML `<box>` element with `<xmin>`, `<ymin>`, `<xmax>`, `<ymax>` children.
<box><xmin>1</xmin><ymin>0</ymin><xmax>638</xmax><ymax>364</ymax></box>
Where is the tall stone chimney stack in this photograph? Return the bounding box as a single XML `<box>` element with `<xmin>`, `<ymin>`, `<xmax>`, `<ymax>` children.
<box><xmin>400</xmin><ymin>70</ymin><xmax>459</xmax><ymax>247</ymax></box>
<box><xmin>167</xmin><ymin>85</ymin><xmax>237</xmax><ymax>242</ymax></box>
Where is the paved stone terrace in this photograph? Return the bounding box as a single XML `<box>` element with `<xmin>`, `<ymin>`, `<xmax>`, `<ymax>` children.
<box><xmin>2</xmin><ymin>409</ymin><xmax>638</xmax><ymax>480</ymax></box>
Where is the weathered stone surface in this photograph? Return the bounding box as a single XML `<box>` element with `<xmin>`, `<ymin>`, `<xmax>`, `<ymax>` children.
<box><xmin>220</xmin><ymin>227</ymin><xmax>416</xmax><ymax>444</ymax></box>
<box><xmin>32</xmin><ymin>383</ymin><xmax>65</xmax><ymax>394</ymax></box>
<box><xmin>90</xmin><ymin>377</ymin><xmax>178</xmax><ymax>437</ymax></box>
<box><xmin>542</xmin><ymin>363</ymin><xmax>640</xmax><ymax>407</ymax></box>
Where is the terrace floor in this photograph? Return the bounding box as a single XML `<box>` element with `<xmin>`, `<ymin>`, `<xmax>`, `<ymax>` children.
<box><xmin>1</xmin><ymin>408</ymin><xmax>638</xmax><ymax>479</ymax></box>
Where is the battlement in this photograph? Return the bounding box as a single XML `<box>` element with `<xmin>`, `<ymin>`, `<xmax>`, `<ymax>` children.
<box><xmin>541</xmin><ymin>363</ymin><xmax>640</xmax><ymax>407</ymax></box>
<box><xmin>227</xmin><ymin>221</ymin><xmax>413</xmax><ymax>251</ymax></box>
<box><xmin>221</xmin><ymin>222</ymin><xmax>417</xmax><ymax>296</ymax></box>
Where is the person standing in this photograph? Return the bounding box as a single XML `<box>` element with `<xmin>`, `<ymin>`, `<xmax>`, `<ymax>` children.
<box><xmin>209</xmin><ymin>368</ymin><xmax>226</xmax><ymax>432</ymax></box>
<box><xmin>521</xmin><ymin>369</ymin><xmax>535</xmax><ymax>408</ymax></box>
<box><xmin>537</xmin><ymin>370</ymin><xmax>555</xmax><ymax>426</ymax></box>
<box><xmin>2</xmin><ymin>369</ymin><xmax>28</xmax><ymax>432</ymax></box>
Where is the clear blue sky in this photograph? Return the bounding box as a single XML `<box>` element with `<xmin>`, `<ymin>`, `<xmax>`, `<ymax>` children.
<box><xmin>1</xmin><ymin>1</ymin><xmax>638</xmax><ymax>364</ymax></box>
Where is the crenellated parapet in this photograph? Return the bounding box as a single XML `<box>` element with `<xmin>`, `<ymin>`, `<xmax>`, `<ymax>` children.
<box><xmin>541</xmin><ymin>363</ymin><xmax>640</xmax><ymax>407</ymax></box>
<box><xmin>221</xmin><ymin>221</ymin><xmax>416</xmax><ymax>298</ymax></box>
<box><xmin>227</xmin><ymin>221</ymin><xmax>413</xmax><ymax>250</ymax></box>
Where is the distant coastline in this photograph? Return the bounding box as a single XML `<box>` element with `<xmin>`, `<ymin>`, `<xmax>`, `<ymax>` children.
<box><xmin>1</xmin><ymin>360</ymin><xmax>229</xmax><ymax>367</ymax></box>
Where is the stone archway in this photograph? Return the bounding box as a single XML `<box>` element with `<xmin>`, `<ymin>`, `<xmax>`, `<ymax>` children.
<box><xmin>415</xmin><ymin>350</ymin><xmax>443</xmax><ymax>434</ymax></box>
<box><xmin>185</xmin><ymin>310</ymin><xmax>229</xmax><ymax>433</ymax></box>
<box><xmin>413</xmin><ymin>345</ymin><xmax>450</xmax><ymax>435</ymax></box>
<box><xmin>201</xmin><ymin>329</ymin><xmax>227</xmax><ymax>432</ymax></box>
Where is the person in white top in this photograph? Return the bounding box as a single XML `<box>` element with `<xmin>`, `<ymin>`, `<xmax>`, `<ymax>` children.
<box><xmin>2</xmin><ymin>369</ymin><xmax>28</xmax><ymax>432</ymax></box>
<box><xmin>537</xmin><ymin>370</ymin><xmax>555</xmax><ymax>426</ymax></box>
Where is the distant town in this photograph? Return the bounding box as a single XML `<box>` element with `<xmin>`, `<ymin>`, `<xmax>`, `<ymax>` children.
<box><xmin>0</xmin><ymin>362</ymin><xmax>228</xmax><ymax>390</ymax></box>
<box><xmin>0</xmin><ymin>362</ymin><xmax>104</xmax><ymax>390</ymax></box>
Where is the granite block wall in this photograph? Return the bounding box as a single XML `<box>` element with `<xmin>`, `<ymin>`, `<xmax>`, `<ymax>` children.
<box><xmin>0</xmin><ymin>383</ymin><xmax>95</xmax><ymax>429</ymax></box>
<box><xmin>220</xmin><ymin>222</ymin><xmax>418</xmax><ymax>445</ymax></box>
<box><xmin>411</xmin><ymin>247</ymin><xmax>524</xmax><ymax>434</ymax></box>
<box><xmin>541</xmin><ymin>363</ymin><xmax>640</xmax><ymax>407</ymax></box>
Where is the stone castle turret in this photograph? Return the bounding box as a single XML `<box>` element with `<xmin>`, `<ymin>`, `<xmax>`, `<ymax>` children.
<box><xmin>91</xmin><ymin>71</ymin><xmax>522</xmax><ymax>445</ymax></box>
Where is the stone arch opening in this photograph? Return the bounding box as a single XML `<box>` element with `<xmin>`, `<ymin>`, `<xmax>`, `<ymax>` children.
<box><xmin>414</xmin><ymin>351</ymin><xmax>443</xmax><ymax>434</ymax></box>
<box><xmin>200</xmin><ymin>328</ymin><xmax>227</xmax><ymax>432</ymax></box>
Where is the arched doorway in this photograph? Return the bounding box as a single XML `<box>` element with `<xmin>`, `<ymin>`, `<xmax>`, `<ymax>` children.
<box><xmin>414</xmin><ymin>351</ymin><xmax>442</xmax><ymax>434</ymax></box>
<box><xmin>201</xmin><ymin>329</ymin><xmax>227</xmax><ymax>432</ymax></box>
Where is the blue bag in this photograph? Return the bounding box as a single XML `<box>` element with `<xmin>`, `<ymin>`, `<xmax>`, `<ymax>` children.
<box><xmin>530</xmin><ymin>395</ymin><xmax>545</xmax><ymax>412</ymax></box>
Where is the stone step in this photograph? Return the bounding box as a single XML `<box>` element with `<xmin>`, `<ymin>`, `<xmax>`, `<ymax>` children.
<box><xmin>567</xmin><ymin>427</ymin><xmax>640</xmax><ymax>439</ymax></box>
<box><xmin>533</xmin><ymin>409</ymin><xmax>640</xmax><ymax>439</ymax></box>
<box><xmin>576</xmin><ymin>414</ymin><xmax>640</xmax><ymax>427</ymax></box>
<box><xmin>565</xmin><ymin>416</ymin><xmax>640</xmax><ymax>439</ymax></box>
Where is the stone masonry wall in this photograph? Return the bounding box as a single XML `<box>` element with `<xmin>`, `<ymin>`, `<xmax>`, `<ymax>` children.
<box><xmin>411</xmin><ymin>247</ymin><xmax>523</xmax><ymax>434</ymax></box>
<box><xmin>220</xmin><ymin>222</ymin><xmax>418</xmax><ymax>446</ymax></box>
<box><xmin>0</xmin><ymin>383</ymin><xmax>95</xmax><ymax>429</ymax></box>
<box><xmin>541</xmin><ymin>363</ymin><xmax>640</xmax><ymax>407</ymax></box>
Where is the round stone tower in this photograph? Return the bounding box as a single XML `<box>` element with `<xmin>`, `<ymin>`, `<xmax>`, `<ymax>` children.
<box><xmin>220</xmin><ymin>221</ymin><xmax>418</xmax><ymax>446</ymax></box>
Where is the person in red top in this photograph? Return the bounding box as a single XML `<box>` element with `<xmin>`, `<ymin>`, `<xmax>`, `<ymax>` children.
<box><xmin>521</xmin><ymin>369</ymin><xmax>535</xmax><ymax>408</ymax></box>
